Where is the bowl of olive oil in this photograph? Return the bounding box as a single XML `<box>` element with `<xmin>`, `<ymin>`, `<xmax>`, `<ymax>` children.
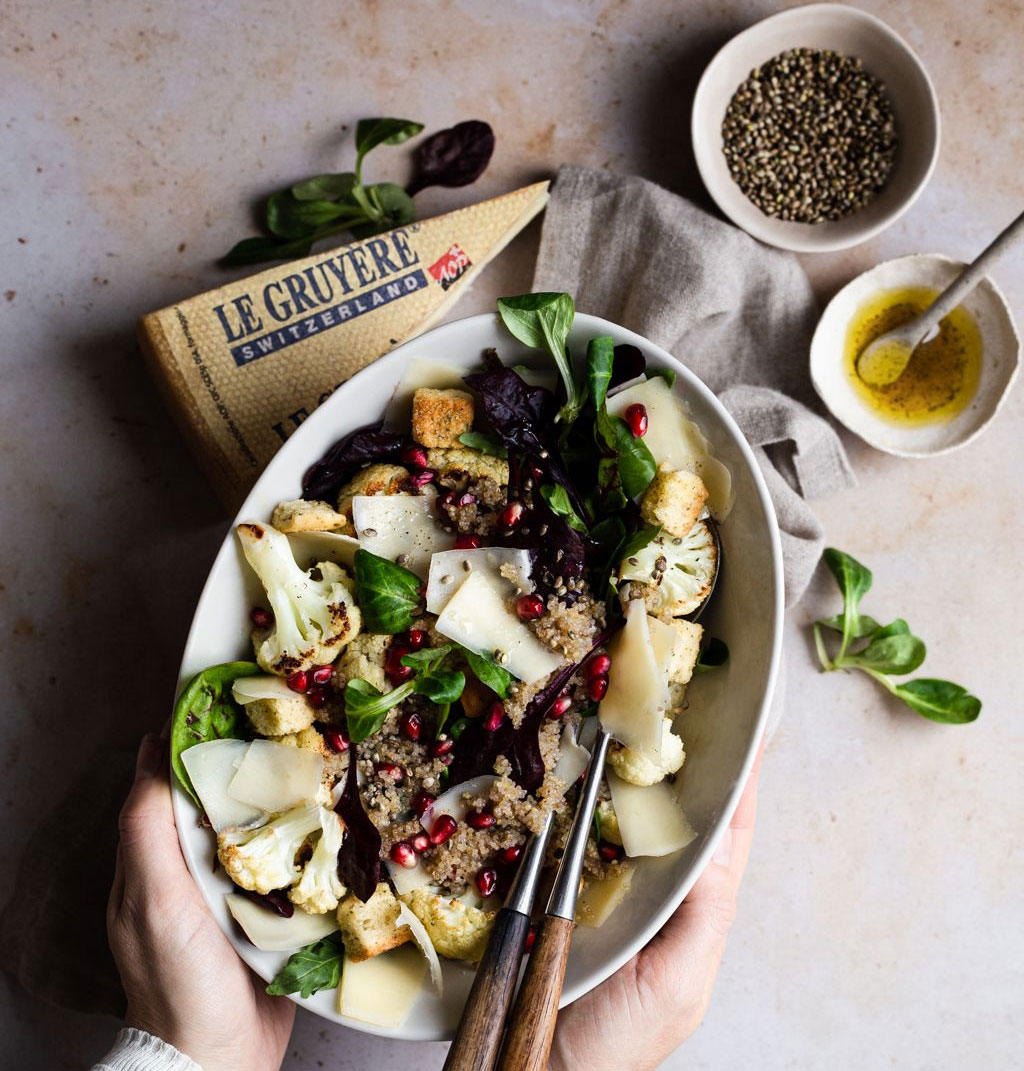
<box><xmin>810</xmin><ymin>254</ymin><xmax>1019</xmax><ymax>456</ymax></box>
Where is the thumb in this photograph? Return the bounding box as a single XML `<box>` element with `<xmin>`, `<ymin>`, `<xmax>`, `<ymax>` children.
<box><xmin>118</xmin><ymin>734</ymin><xmax>187</xmax><ymax>891</ymax></box>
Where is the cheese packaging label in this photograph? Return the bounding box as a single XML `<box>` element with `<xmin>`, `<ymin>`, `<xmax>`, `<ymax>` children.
<box><xmin>138</xmin><ymin>182</ymin><xmax>549</xmax><ymax>508</ymax></box>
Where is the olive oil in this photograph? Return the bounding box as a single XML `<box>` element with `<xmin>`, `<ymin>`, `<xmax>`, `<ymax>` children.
<box><xmin>844</xmin><ymin>287</ymin><xmax>982</xmax><ymax>425</ymax></box>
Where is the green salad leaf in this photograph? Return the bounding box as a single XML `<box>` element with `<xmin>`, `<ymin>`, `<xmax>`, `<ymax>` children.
<box><xmin>462</xmin><ymin>648</ymin><xmax>513</xmax><ymax>698</ymax></box>
<box><xmin>540</xmin><ymin>483</ymin><xmax>587</xmax><ymax>532</ymax></box>
<box><xmin>353</xmin><ymin>549</ymin><xmax>422</xmax><ymax>634</ymax></box>
<box><xmin>612</xmin><ymin>416</ymin><xmax>657</xmax><ymax>499</ymax></box>
<box><xmin>458</xmin><ymin>431</ymin><xmax>508</xmax><ymax>458</ymax></box>
<box><xmin>344</xmin><ymin>678</ymin><xmax>414</xmax><ymax>742</ymax></box>
<box><xmin>170</xmin><ymin>661</ymin><xmax>259</xmax><ymax>807</ymax></box>
<box><xmin>266</xmin><ymin>934</ymin><xmax>344</xmax><ymax>999</ymax></box>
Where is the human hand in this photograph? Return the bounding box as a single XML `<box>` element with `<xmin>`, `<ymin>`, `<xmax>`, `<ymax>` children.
<box><xmin>549</xmin><ymin>745</ymin><xmax>763</xmax><ymax>1071</ymax></box>
<box><xmin>107</xmin><ymin>733</ymin><xmax>295</xmax><ymax>1071</ymax></box>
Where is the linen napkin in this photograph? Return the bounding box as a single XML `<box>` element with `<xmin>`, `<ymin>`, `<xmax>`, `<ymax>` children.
<box><xmin>532</xmin><ymin>165</ymin><xmax>855</xmax><ymax>606</ymax></box>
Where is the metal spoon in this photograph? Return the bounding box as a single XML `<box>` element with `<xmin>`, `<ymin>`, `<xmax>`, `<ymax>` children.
<box><xmin>856</xmin><ymin>208</ymin><xmax>1024</xmax><ymax>388</ymax></box>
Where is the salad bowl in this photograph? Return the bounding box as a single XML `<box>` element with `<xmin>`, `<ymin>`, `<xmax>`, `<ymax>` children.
<box><xmin>172</xmin><ymin>311</ymin><xmax>784</xmax><ymax>1040</ymax></box>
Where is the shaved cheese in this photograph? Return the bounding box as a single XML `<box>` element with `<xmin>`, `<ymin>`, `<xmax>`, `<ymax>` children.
<box><xmin>646</xmin><ymin>616</ymin><xmax>686</xmax><ymax>682</ymax></box>
<box><xmin>385</xmin><ymin>856</ymin><xmax>434</xmax><ymax>896</ymax></box>
<box><xmin>338</xmin><ymin>945</ymin><xmax>426</xmax><ymax>1027</ymax></box>
<box><xmin>425</xmin><ymin>547</ymin><xmax>533</xmax><ymax>615</ymax></box>
<box><xmin>598</xmin><ymin>600</ymin><xmax>667</xmax><ymax>760</ymax></box>
<box><xmin>286</xmin><ymin>530</ymin><xmax>360</xmax><ymax>571</ymax></box>
<box><xmin>397</xmin><ymin>902</ymin><xmax>444</xmax><ymax>994</ymax></box>
<box><xmin>420</xmin><ymin>775</ymin><xmax>498</xmax><ymax>831</ymax></box>
<box><xmin>435</xmin><ymin>571</ymin><xmax>563</xmax><ymax>683</ymax></box>
<box><xmin>607</xmin><ymin>378</ymin><xmax>732</xmax><ymax>520</ymax></box>
<box><xmin>606</xmin><ymin>770</ymin><xmax>696</xmax><ymax>857</ymax></box>
<box><xmin>181</xmin><ymin>740</ymin><xmax>262</xmax><ymax>832</ymax></box>
<box><xmin>352</xmin><ymin>495</ymin><xmax>453</xmax><ymax>577</ymax></box>
<box><xmin>227</xmin><ymin>739</ymin><xmax>323</xmax><ymax>813</ymax></box>
<box><xmin>552</xmin><ymin>723</ymin><xmax>590</xmax><ymax>788</ymax></box>
<box><xmin>231</xmin><ymin>675</ymin><xmax>297</xmax><ymax>704</ymax></box>
<box><xmin>386</xmin><ymin>358</ymin><xmax>468</xmax><ymax>429</ymax></box>
<box><xmin>224</xmin><ymin>893</ymin><xmax>338</xmax><ymax>952</ymax></box>
<box><xmin>576</xmin><ymin>863</ymin><xmax>634</xmax><ymax>927</ymax></box>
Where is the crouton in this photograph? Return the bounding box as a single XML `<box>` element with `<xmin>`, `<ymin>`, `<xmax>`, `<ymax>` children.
<box><xmin>411</xmin><ymin>387</ymin><xmax>475</xmax><ymax>448</ymax></box>
<box><xmin>243</xmin><ymin>695</ymin><xmax>315</xmax><ymax>738</ymax></box>
<box><xmin>425</xmin><ymin>447</ymin><xmax>509</xmax><ymax>486</ymax></box>
<box><xmin>336</xmin><ymin>883</ymin><xmax>412</xmax><ymax>962</ymax></box>
<box><xmin>665</xmin><ymin>619</ymin><xmax>703</xmax><ymax>684</ymax></box>
<box><xmin>335</xmin><ymin>633</ymin><xmax>392</xmax><ymax>694</ymax></box>
<box><xmin>335</xmin><ymin>464</ymin><xmax>409</xmax><ymax>518</ymax></box>
<box><xmin>274</xmin><ymin>725</ymin><xmax>331</xmax><ymax>757</ymax></box>
<box><xmin>639</xmin><ymin>466</ymin><xmax>708</xmax><ymax>538</ymax></box>
<box><xmin>271</xmin><ymin>499</ymin><xmax>349</xmax><ymax>534</ymax></box>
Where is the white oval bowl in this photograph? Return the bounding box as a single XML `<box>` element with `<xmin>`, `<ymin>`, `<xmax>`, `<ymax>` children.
<box><xmin>810</xmin><ymin>254</ymin><xmax>1021</xmax><ymax>456</ymax></box>
<box><xmin>692</xmin><ymin>3</ymin><xmax>939</xmax><ymax>253</ymax></box>
<box><xmin>172</xmin><ymin>312</ymin><xmax>784</xmax><ymax>1041</ymax></box>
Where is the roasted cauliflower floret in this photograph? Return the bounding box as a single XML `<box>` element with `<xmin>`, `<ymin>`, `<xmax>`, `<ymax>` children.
<box><xmin>216</xmin><ymin>803</ymin><xmax>321</xmax><ymax>895</ymax></box>
<box><xmin>639</xmin><ymin>466</ymin><xmax>708</xmax><ymax>538</ymax></box>
<box><xmin>664</xmin><ymin>619</ymin><xmax>703</xmax><ymax>685</ymax></box>
<box><xmin>424</xmin><ymin>447</ymin><xmax>509</xmax><ymax>486</ymax></box>
<box><xmin>335</xmin><ymin>464</ymin><xmax>409</xmax><ymax>518</ymax></box>
<box><xmin>244</xmin><ymin>695</ymin><xmax>315</xmax><ymax>737</ymax></box>
<box><xmin>618</xmin><ymin>520</ymin><xmax>717</xmax><ymax>620</ymax></box>
<box><xmin>399</xmin><ymin>888</ymin><xmax>496</xmax><ymax>963</ymax></box>
<box><xmin>412</xmin><ymin>387</ymin><xmax>475</xmax><ymax>448</ymax></box>
<box><xmin>336</xmin><ymin>882</ymin><xmax>411</xmax><ymax>961</ymax></box>
<box><xmin>236</xmin><ymin>521</ymin><xmax>361</xmax><ymax>675</ymax></box>
<box><xmin>271</xmin><ymin>498</ymin><xmax>349</xmax><ymax>534</ymax></box>
<box><xmin>607</xmin><ymin>716</ymin><xmax>685</xmax><ymax>787</ymax></box>
<box><xmin>288</xmin><ymin>809</ymin><xmax>346</xmax><ymax>915</ymax></box>
<box><xmin>275</xmin><ymin>725</ymin><xmax>330</xmax><ymax>756</ymax></box>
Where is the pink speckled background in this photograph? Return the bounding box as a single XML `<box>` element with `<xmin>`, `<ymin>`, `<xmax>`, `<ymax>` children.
<box><xmin>2</xmin><ymin>2</ymin><xmax>1022</xmax><ymax>1069</ymax></box>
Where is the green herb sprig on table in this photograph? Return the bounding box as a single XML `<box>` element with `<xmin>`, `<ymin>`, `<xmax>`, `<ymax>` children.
<box><xmin>813</xmin><ymin>548</ymin><xmax>981</xmax><ymax>724</ymax></box>
<box><xmin>223</xmin><ymin>117</ymin><xmax>495</xmax><ymax>266</ymax></box>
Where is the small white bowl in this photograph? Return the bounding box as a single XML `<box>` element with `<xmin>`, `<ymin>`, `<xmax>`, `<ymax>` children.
<box><xmin>810</xmin><ymin>254</ymin><xmax>1020</xmax><ymax>455</ymax></box>
<box><xmin>692</xmin><ymin>4</ymin><xmax>940</xmax><ymax>253</ymax></box>
<box><xmin>172</xmin><ymin>312</ymin><xmax>784</xmax><ymax>1040</ymax></box>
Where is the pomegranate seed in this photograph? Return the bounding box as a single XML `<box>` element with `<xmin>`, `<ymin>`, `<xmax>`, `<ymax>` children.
<box><xmin>311</xmin><ymin>664</ymin><xmax>333</xmax><ymax>685</ymax></box>
<box><xmin>501</xmin><ymin>844</ymin><xmax>523</xmax><ymax>866</ymax></box>
<box><xmin>454</xmin><ymin>533</ymin><xmax>480</xmax><ymax>550</ymax></box>
<box><xmin>429</xmin><ymin>814</ymin><xmax>458</xmax><ymax>845</ymax></box>
<box><xmin>524</xmin><ymin>925</ymin><xmax>537</xmax><ymax>953</ymax></box>
<box><xmin>375</xmin><ymin>762</ymin><xmax>404</xmax><ymax>785</ymax></box>
<box><xmin>465</xmin><ymin>808</ymin><xmax>496</xmax><ymax>830</ymax></box>
<box><xmin>410</xmin><ymin>791</ymin><xmax>435</xmax><ymax>818</ymax></box>
<box><xmin>598</xmin><ymin>840</ymin><xmax>624</xmax><ymax>862</ymax></box>
<box><xmin>588</xmin><ymin>675</ymin><xmax>609</xmax><ymax>702</ymax></box>
<box><xmin>249</xmin><ymin>606</ymin><xmax>273</xmax><ymax>629</ymax></box>
<box><xmin>407</xmin><ymin>628</ymin><xmax>428</xmax><ymax>650</ymax></box>
<box><xmin>408</xmin><ymin>468</ymin><xmax>436</xmax><ymax>488</ymax></box>
<box><xmin>322</xmin><ymin>727</ymin><xmax>349</xmax><ymax>753</ymax></box>
<box><xmin>624</xmin><ymin>403</ymin><xmax>648</xmax><ymax>437</ymax></box>
<box><xmin>515</xmin><ymin>593</ymin><xmax>545</xmax><ymax>620</ymax></box>
<box><xmin>402</xmin><ymin>445</ymin><xmax>429</xmax><ymax>468</ymax></box>
<box><xmin>438</xmin><ymin>755</ymin><xmax>453</xmax><ymax>767</ymax></box>
<box><xmin>389</xmin><ymin>842</ymin><xmax>418</xmax><ymax>869</ymax></box>
<box><xmin>399</xmin><ymin>710</ymin><xmax>422</xmax><ymax>741</ymax></box>
<box><xmin>438</xmin><ymin>489</ymin><xmax>457</xmax><ymax>509</ymax></box>
<box><xmin>499</xmin><ymin>501</ymin><xmax>524</xmax><ymax>528</ymax></box>
<box><xmin>286</xmin><ymin>670</ymin><xmax>309</xmax><ymax>694</ymax></box>
<box><xmin>410</xmin><ymin>831</ymin><xmax>431</xmax><ymax>853</ymax></box>
<box><xmin>386</xmin><ymin>644</ymin><xmax>413</xmax><ymax>684</ymax></box>
<box><xmin>484</xmin><ymin>702</ymin><xmax>504</xmax><ymax>732</ymax></box>
<box><xmin>306</xmin><ymin>686</ymin><xmax>327</xmax><ymax>709</ymax></box>
<box><xmin>586</xmin><ymin>653</ymin><xmax>611</xmax><ymax>679</ymax></box>
<box><xmin>530</xmin><ymin>462</ymin><xmax>545</xmax><ymax>482</ymax></box>
<box><xmin>430</xmin><ymin>736</ymin><xmax>454</xmax><ymax>757</ymax></box>
<box><xmin>456</xmin><ymin>492</ymin><xmax>477</xmax><ymax>507</ymax></box>
<box><xmin>548</xmin><ymin>693</ymin><xmax>572</xmax><ymax>720</ymax></box>
<box><xmin>476</xmin><ymin>866</ymin><xmax>498</xmax><ymax>897</ymax></box>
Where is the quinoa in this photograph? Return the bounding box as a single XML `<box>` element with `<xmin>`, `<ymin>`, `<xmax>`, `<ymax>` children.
<box><xmin>530</xmin><ymin>591</ymin><xmax>605</xmax><ymax>663</ymax></box>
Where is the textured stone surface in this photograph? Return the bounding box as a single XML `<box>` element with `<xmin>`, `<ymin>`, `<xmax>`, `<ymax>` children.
<box><xmin>1</xmin><ymin>1</ymin><xmax>1022</xmax><ymax>1068</ymax></box>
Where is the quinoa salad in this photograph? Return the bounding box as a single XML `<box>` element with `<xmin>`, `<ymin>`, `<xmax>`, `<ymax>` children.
<box><xmin>171</xmin><ymin>293</ymin><xmax>732</xmax><ymax>1025</ymax></box>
